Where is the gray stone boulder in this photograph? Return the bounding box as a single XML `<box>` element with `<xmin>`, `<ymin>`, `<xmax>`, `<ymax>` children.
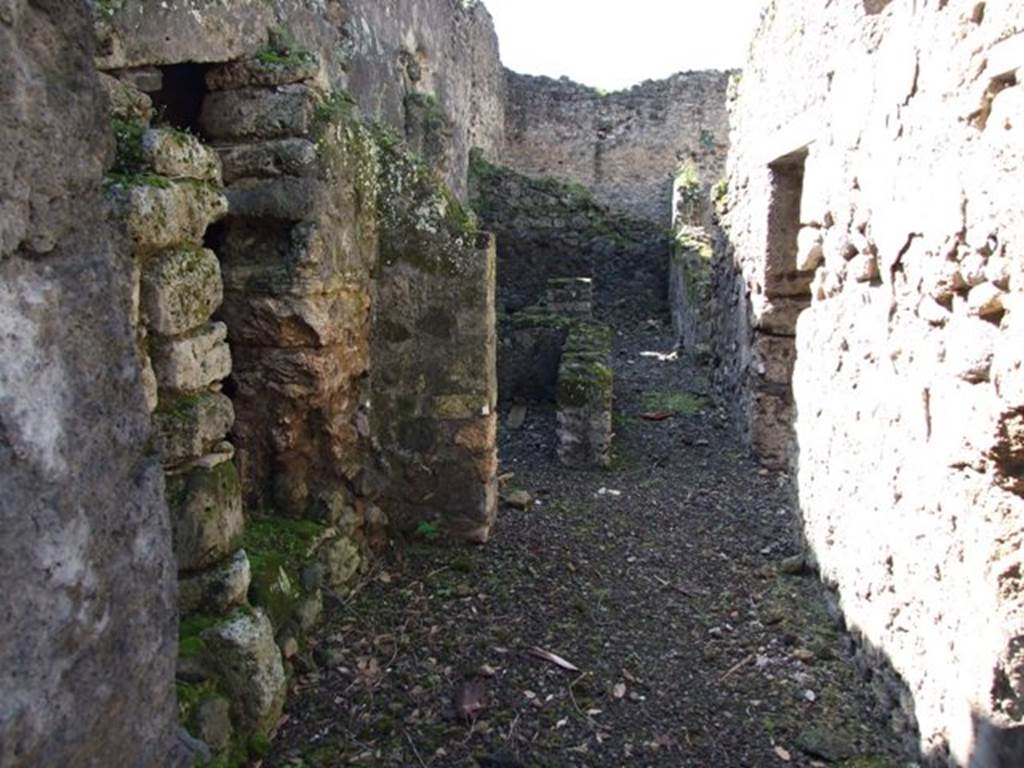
<box><xmin>113</xmin><ymin>180</ymin><xmax>228</xmax><ymax>254</ymax></box>
<box><xmin>141</xmin><ymin>247</ymin><xmax>224</xmax><ymax>337</ymax></box>
<box><xmin>142</xmin><ymin>129</ymin><xmax>223</xmax><ymax>183</ymax></box>
<box><xmin>200</xmin><ymin>85</ymin><xmax>320</xmax><ymax>141</ymax></box>
<box><xmin>151</xmin><ymin>322</ymin><xmax>232</xmax><ymax>393</ymax></box>
<box><xmin>178</xmin><ymin>549</ymin><xmax>252</xmax><ymax>616</ymax></box>
<box><xmin>166</xmin><ymin>461</ymin><xmax>245</xmax><ymax>573</ymax></box>
<box><xmin>202</xmin><ymin>609</ymin><xmax>287</xmax><ymax>735</ymax></box>
<box><xmin>152</xmin><ymin>392</ymin><xmax>235</xmax><ymax>465</ymax></box>
<box><xmin>218</xmin><ymin>139</ymin><xmax>320</xmax><ymax>184</ymax></box>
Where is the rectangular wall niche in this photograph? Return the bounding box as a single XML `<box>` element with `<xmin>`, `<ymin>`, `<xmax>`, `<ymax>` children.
<box><xmin>750</xmin><ymin>147</ymin><xmax>812</xmax><ymax>469</ymax></box>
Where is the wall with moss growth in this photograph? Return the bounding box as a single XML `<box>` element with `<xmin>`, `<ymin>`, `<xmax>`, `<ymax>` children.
<box><xmin>469</xmin><ymin>151</ymin><xmax>673</xmax><ymax>320</ymax></box>
<box><xmin>502</xmin><ymin>70</ymin><xmax>732</xmax><ymax>226</ymax></box>
<box><xmin>670</xmin><ymin>225</ymin><xmax>714</xmax><ymax>354</ymax></box>
<box><xmin>371</xmin><ymin>134</ymin><xmax>499</xmax><ymax>544</ymax></box>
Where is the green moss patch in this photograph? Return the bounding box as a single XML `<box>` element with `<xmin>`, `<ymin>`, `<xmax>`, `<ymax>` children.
<box><xmin>640</xmin><ymin>390</ymin><xmax>707</xmax><ymax>416</ymax></box>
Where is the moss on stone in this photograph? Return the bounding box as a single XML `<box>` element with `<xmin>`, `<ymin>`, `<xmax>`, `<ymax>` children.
<box><xmin>256</xmin><ymin>26</ymin><xmax>315</xmax><ymax>68</ymax></box>
<box><xmin>243</xmin><ymin>516</ymin><xmax>325</xmax><ymax>579</ymax></box>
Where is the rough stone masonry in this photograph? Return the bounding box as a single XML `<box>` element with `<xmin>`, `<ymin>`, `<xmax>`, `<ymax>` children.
<box><xmin>713</xmin><ymin>1</ymin><xmax>1024</xmax><ymax>764</ymax></box>
<box><xmin>2</xmin><ymin>1</ymin><xmax>1023</xmax><ymax>767</ymax></box>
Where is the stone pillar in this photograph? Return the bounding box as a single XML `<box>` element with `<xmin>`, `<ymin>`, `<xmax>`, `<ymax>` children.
<box><xmin>556</xmin><ymin>322</ymin><xmax>614</xmax><ymax>468</ymax></box>
<box><xmin>372</xmin><ymin>140</ymin><xmax>499</xmax><ymax>543</ymax></box>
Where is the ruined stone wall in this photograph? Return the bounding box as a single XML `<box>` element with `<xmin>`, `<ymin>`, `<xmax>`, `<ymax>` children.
<box><xmin>716</xmin><ymin>1</ymin><xmax>1024</xmax><ymax>763</ymax></box>
<box><xmin>0</xmin><ymin>2</ymin><xmax>183</xmax><ymax>764</ymax></box>
<box><xmin>340</xmin><ymin>0</ymin><xmax>506</xmax><ymax>199</ymax></box>
<box><xmin>96</xmin><ymin>0</ymin><xmax>505</xmax><ymax>200</ymax></box>
<box><xmin>502</xmin><ymin>70</ymin><xmax>732</xmax><ymax>225</ymax></box>
<box><xmin>469</xmin><ymin>153</ymin><xmax>673</xmax><ymax>318</ymax></box>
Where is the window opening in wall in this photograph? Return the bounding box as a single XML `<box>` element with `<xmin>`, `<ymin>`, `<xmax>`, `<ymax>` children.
<box><xmin>150</xmin><ymin>63</ymin><xmax>210</xmax><ymax>135</ymax></box>
<box><xmin>766</xmin><ymin>147</ymin><xmax>812</xmax><ymax>312</ymax></box>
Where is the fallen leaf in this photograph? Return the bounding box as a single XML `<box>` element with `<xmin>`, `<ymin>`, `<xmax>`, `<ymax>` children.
<box><xmin>528</xmin><ymin>646</ymin><xmax>580</xmax><ymax>672</ymax></box>
<box><xmin>454</xmin><ymin>680</ymin><xmax>487</xmax><ymax>721</ymax></box>
<box><xmin>774</xmin><ymin>745</ymin><xmax>792</xmax><ymax>761</ymax></box>
<box><xmin>639</xmin><ymin>410</ymin><xmax>674</xmax><ymax>421</ymax></box>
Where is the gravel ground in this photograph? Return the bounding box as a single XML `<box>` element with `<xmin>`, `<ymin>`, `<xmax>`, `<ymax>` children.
<box><xmin>266</xmin><ymin>324</ymin><xmax>907</xmax><ymax>768</ymax></box>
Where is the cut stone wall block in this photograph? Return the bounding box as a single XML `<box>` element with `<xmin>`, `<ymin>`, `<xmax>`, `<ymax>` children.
<box><xmin>153</xmin><ymin>392</ymin><xmax>235</xmax><ymax>465</ymax></box>
<box><xmin>218</xmin><ymin>139</ymin><xmax>320</xmax><ymax>184</ymax></box>
<box><xmin>152</xmin><ymin>322</ymin><xmax>232</xmax><ymax>393</ymax></box>
<box><xmin>142</xmin><ymin>129</ymin><xmax>223</xmax><ymax>183</ymax></box>
<box><xmin>166</xmin><ymin>461</ymin><xmax>245</xmax><ymax>573</ymax></box>
<box><xmin>225</xmin><ymin>177</ymin><xmax>320</xmax><ymax>222</ymax></box>
<box><xmin>178</xmin><ymin>549</ymin><xmax>251</xmax><ymax>616</ymax></box>
<box><xmin>199</xmin><ymin>85</ymin><xmax>319</xmax><ymax>141</ymax></box>
<box><xmin>114</xmin><ymin>180</ymin><xmax>228</xmax><ymax>254</ymax></box>
<box><xmin>206</xmin><ymin>55</ymin><xmax>322</xmax><ymax>92</ymax></box>
<box><xmin>98</xmin><ymin>71</ymin><xmax>153</xmax><ymax>123</ymax></box>
<box><xmin>141</xmin><ymin>247</ymin><xmax>224</xmax><ymax>336</ymax></box>
<box><xmin>201</xmin><ymin>609</ymin><xmax>286</xmax><ymax>736</ymax></box>
<box><xmin>317</xmin><ymin>536</ymin><xmax>362</xmax><ymax>589</ymax></box>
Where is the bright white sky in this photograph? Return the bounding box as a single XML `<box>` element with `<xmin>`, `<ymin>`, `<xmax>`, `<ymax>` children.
<box><xmin>482</xmin><ymin>0</ymin><xmax>763</xmax><ymax>91</ymax></box>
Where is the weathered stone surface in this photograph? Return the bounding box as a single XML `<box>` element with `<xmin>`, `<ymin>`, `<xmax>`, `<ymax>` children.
<box><xmin>141</xmin><ymin>247</ymin><xmax>224</xmax><ymax>336</ymax></box>
<box><xmin>225</xmin><ymin>176</ymin><xmax>320</xmax><ymax>221</ymax></box>
<box><xmin>669</xmin><ymin>227</ymin><xmax>713</xmax><ymax>351</ymax></box>
<box><xmin>502</xmin><ymin>70</ymin><xmax>732</xmax><ymax>225</ymax></box>
<box><xmin>179</xmin><ymin>549</ymin><xmax>251</xmax><ymax>617</ymax></box>
<box><xmin>372</xmin><ymin>168</ymin><xmax>498</xmax><ymax>541</ymax></box>
<box><xmin>142</xmin><ymin>129</ymin><xmax>222</xmax><ymax>183</ymax></box>
<box><xmin>317</xmin><ymin>536</ymin><xmax>362</xmax><ymax>589</ymax></box>
<box><xmin>557</xmin><ymin>322</ymin><xmax>614</xmax><ymax>469</ymax></box>
<box><xmin>716</xmin><ymin>2</ymin><xmax>1024</xmax><ymax>762</ymax></box>
<box><xmin>0</xmin><ymin>3</ymin><xmax>180</xmax><ymax>764</ymax></box>
<box><xmin>218</xmin><ymin>139</ymin><xmax>319</xmax><ymax>184</ymax></box>
<box><xmin>153</xmin><ymin>392</ymin><xmax>235</xmax><ymax>465</ymax></box>
<box><xmin>167</xmin><ymin>460</ymin><xmax>245</xmax><ymax>573</ymax></box>
<box><xmin>206</xmin><ymin>53</ymin><xmax>321</xmax><ymax>92</ymax></box>
<box><xmin>199</xmin><ymin>85</ymin><xmax>320</xmax><ymax>142</ymax></box>
<box><xmin>97</xmin><ymin>71</ymin><xmax>152</xmax><ymax>123</ymax></box>
<box><xmin>202</xmin><ymin>609</ymin><xmax>286</xmax><ymax>735</ymax></box>
<box><xmin>113</xmin><ymin>180</ymin><xmax>228</xmax><ymax>254</ymax></box>
<box><xmin>95</xmin><ymin>0</ymin><xmax>273</xmax><ymax>70</ymax></box>
<box><xmin>470</xmin><ymin>153</ymin><xmax>672</xmax><ymax>317</ymax></box>
<box><xmin>151</xmin><ymin>321</ymin><xmax>232</xmax><ymax>393</ymax></box>
<box><xmin>193</xmin><ymin>696</ymin><xmax>233</xmax><ymax>754</ymax></box>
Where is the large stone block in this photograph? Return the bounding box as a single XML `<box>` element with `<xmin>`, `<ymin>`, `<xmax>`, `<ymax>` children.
<box><xmin>153</xmin><ymin>392</ymin><xmax>235</xmax><ymax>464</ymax></box>
<box><xmin>225</xmin><ymin>177</ymin><xmax>320</xmax><ymax>221</ymax></box>
<box><xmin>166</xmin><ymin>461</ymin><xmax>245</xmax><ymax>573</ymax></box>
<box><xmin>199</xmin><ymin>85</ymin><xmax>319</xmax><ymax>141</ymax></box>
<box><xmin>141</xmin><ymin>247</ymin><xmax>223</xmax><ymax>336</ymax></box>
<box><xmin>142</xmin><ymin>129</ymin><xmax>222</xmax><ymax>183</ymax></box>
<box><xmin>96</xmin><ymin>0</ymin><xmax>273</xmax><ymax>70</ymax></box>
<box><xmin>178</xmin><ymin>549</ymin><xmax>251</xmax><ymax>616</ymax></box>
<box><xmin>206</xmin><ymin>54</ymin><xmax>321</xmax><ymax>92</ymax></box>
<box><xmin>151</xmin><ymin>322</ymin><xmax>232</xmax><ymax>393</ymax></box>
<box><xmin>218</xmin><ymin>139</ymin><xmax>320</xmax><ymax>184</ymax></box>
<box><xmin>113</xmin><ymin>180</ymin><xmax>228</xmax><ymax>254</ymax></box>
<box><xmin>202</xmin><ymin>609</ymin><xmax>286</xmax><ymax>735</ymax></box>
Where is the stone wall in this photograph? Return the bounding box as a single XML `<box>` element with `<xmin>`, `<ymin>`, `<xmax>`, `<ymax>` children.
<box><xmin>0</xmin><ymin>2</ymin><xmax>183</xmax><ymax>764</ymax></box>
<box><xmin>372</xmin><ymin>137</ymin><xmax>498</xmax><ymax>542</ymax></box>
<box><xmin>715</xmin><ymin>1</ymin><xmax>1024</xmax><ymax>764</ymax></box>
<box><xmin>96</xmin><ymin>0</ymin><xmax>505</xmax><ymax>200</ymax></box>
<box><xmin>469</xmin><ymin>152</ymin><xmax>673</xmax><ymax>318</ymax></box>
<box><xmin>502</xmin><ymin>70</ymin><xmax>732</xmax><ymax>225</ymax></box>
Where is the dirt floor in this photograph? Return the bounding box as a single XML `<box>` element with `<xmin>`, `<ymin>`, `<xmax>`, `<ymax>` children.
<box><xmin>266</xmin><ymin>325</ymin><xmax>909</xmax><ymax>768</ymax></box>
